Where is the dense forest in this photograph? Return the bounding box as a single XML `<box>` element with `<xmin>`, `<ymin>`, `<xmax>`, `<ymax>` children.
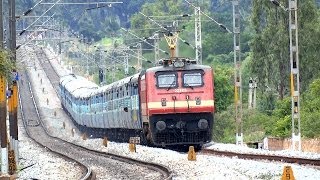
<box><xmin>15</xmin><ymin>0</ymin><xmax>320</xmax><ymax>143</ymax></box>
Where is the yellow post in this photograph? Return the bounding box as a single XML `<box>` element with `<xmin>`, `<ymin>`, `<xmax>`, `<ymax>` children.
<box><xmin>129</xmin><ymin>143</ymin><xmax>136</xmax><ymax>152</ymax></box>
<box><xmin>281</xmin><ymin>166</ymin><xmax>295</xmax><ymax>180</ymax></box>
<box><xmin>188</xmin><ymin>146</ymin><xmax>196</xmax><ymax>161</ymax></box>
<box><xmin>12</xmin><ymin>82</ymin><xmax>19</xmax><ymax>172</ymax></box>
<box><xmin>103</xmin><ymin>137</ymin><xmax>108</xmax><ymax>147</ymax></box>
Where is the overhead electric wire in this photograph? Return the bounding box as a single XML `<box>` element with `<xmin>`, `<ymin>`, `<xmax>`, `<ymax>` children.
<box><xmin>17</xmin><ymin>13</ymin><xmax>57</xmax><ymax>49</ymax></box>
<box><xmin>21</xmin><ymin>0</ymin><xmax>45</xmax><ymax>16</ymax></box>
<box><xmin>19</xmin><ymin>0</ymin><xmax>61</xmax><ymax>36</ymax></box>
<box><xmin>139</xmin><ymin>12</ymin><xmax>195</xmax><ymax>49</ymax></box>
<box><xmin>184</xmin><ymin>0</ymin><xmax>232</xmax><ymax>33</ymax></box>
<box><xmin>121</xmin><ymin>28</ymin><xmax>169</xmax><ymax>55</ymax></box>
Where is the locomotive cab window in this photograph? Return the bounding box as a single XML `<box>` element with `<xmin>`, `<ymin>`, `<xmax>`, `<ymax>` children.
<box><xmin>156</xmin><ymin>72</ymin><xmax>178</xmax><ymax>88</ymax></box>
<box><xmin>182</xmin><ymin>71</ymin><xmax>204</xmax><ymax>87</ymax></box>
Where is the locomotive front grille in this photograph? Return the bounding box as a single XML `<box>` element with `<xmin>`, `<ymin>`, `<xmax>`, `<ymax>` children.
<box><xmin>149</xmin><ymin>113</ymin><xmax>214</xmax><ymax>145</ymax></box>
<box><xmin>154</xmin><ymin>131</ymin><xmax>208</xmax><ymax>145</ymax></box>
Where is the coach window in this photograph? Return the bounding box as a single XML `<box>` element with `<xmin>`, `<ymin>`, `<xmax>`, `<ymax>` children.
<box><xmin>111</xmin><ymin>89</ymin><xmax>114</xmax><ymax>100</ymax></box>
<box><xmin>120</xmin><ymin>87</ymin><xmax>123</xmax><ymax>98</ymax></box>
<box><xmin>156</xmin><ymin>72</ymin><xmax>178</xmax><ymax>89</ymax></box>
<box><xmin>132</xmin><ymin>84</ymin><xmax>137</xmax><ymax>95</ymax></box>
<box><xmin>182</xmin><ymin>71</ymin><xmax>204</xmax><ymax>88</ymax></box>
<box><xmin>130</xmin><ymin>84</ymin><xmax>133</xmax><ymax>95</ymax></box>
<box><xmin>126</xmin><ymin>85</ymin><xmax>129</xmax><ymax>96</ymax></box>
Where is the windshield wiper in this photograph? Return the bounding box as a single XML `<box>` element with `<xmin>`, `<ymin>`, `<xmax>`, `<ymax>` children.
<box><xmin>184</xmin><ymin>83</ymin><xmax>194</xmax><ymax>90</ymax></box>
<box><xmin>167</xmin><ymin>81</ymin><xmax>176</xmax><ymax>91</ymax></box>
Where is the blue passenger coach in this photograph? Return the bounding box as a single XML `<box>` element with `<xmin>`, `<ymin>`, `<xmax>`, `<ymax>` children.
<box><xmin>59</xmin><ymin>73</ymin><xmax>143</xmax><ymax>140</ymax></box>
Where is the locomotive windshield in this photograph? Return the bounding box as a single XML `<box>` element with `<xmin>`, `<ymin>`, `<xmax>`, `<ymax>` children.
<box><xmin>183</xmin><ymin>72</ymin><xmax>203</xmax><ymax>87</ymax></box>
<box><xmin>156</xmin><ymin>73</ymin><xmax>177</xmax><ymax>88</ymax></box>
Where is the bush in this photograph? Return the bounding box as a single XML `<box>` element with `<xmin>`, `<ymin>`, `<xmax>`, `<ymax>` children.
<box><xmin>0</xmin><ymin>50</ymin><xmax>14</xmax><ymax>78</ymax></box>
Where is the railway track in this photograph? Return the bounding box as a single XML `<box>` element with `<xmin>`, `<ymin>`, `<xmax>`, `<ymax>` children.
<box><xmin>22</xmin><ymin>46</ymin><xmax>172</xmax><ymax>179</ymax></box>
<box><xmin>18</xmin><ymin>68</ymin><xmax>94</xmax><ymax>179</ymax></box>
<box><xmin>201</xmin><ymin>148</ymin><xmax>320</xmax><ymax>167</ymax></box>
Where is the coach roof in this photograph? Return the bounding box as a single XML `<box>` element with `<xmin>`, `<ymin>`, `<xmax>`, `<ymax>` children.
<box><xmin>60</xmin><ymin>74</ymin><xmax>98</xmax><ymax>98</ymax></box>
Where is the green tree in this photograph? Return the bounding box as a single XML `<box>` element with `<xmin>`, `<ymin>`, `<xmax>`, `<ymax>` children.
<box><xmin>301</xmin><ymin>79</ymin><xmax>320</xmax><ymax>138</ymax></box>
<box><xmin>251</xmin><ymin>0</ymin><xmax>289</xmax><ymax>100</ymax></box>
<box><xmin>0</xmin><ymin>50</ymin><xmax>14</xmax><ymax>78</ymax></box>
<box><xmin>212</xmin><ymin>63</ymin><xmax>234</xmax><ymax>112</ymax></box>
<box><xmin>270</xmin><ymin>97</ymin><xmax>291</xmax><ymax>137</ymax></box>
<box><xmin>250</xmin><ymin>0</ymin><xmax>320</xmax><ymax>100</ymax></box>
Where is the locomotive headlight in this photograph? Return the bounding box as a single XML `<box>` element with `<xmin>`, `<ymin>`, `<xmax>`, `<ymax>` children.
<box><xmin>156</xmin><ymin>121</ymin><xmax>166</xmax><ymax>131</ymax></box>
<box><xmin>195</xmin><ymin>97</ymin><xmax>201</xmax><ymax>105</ymax></box>
<box><xmin>173</xmin><ymin>60</ymin><xmax>184</xmax><ymax>68</ymax></box>
<box><xmin>198</xmin><ymin>119</ymin><xmax>208</xmax><ymax>129</ymax></box>
<box><xmin>161</xmin><ymin>98</ymin><xmax>166</xmax><ymax>106</ymax></box>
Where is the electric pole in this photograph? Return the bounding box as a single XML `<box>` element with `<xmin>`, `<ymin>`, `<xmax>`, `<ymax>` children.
<box><xmin>124</xmin><ymin>47</ymin><xmax>129</xmax><ymax>75</ymax></box>
<box><xmin>0</xmin><ymin>0</ymin><xmax>3</xmax><ymax>48</ymax></box>
<box><xmin>9</xmin><ymin>0</ymin><xmax>18</xmax><ymax>173</ymax></box>
<box><xmin>289</xmin><ymin>0</ymin><xmax>301</xmax><ymax>151</ymax></box>
<box><xmin>0</xmin><ymin>76</ymin><xmax>8</xmax><ymax>174</ymax></box>
<box><xmin>253</xmin><ymin>78</ymin><xmax>257</xmax><ymax>109</ymax></box>
<box><xmin>0</xmin><ymin>1</ymin><xmax>7</xmax><ymax>172</ymax></box>
<box><xmin>154</xmin><ymin>33</ymin><xmax>159</xmax><ymax>64</ymax></box>
<box><xmin>137</xmin><ymin>43</ymin><xmax>142</xmax><ymax>72</ymax></box>
<box><xmin>194</xmin><ymin>6</ymin><xmax>202</xmax><ymax>64</ymax></box>
<box><xmin>233</xmin><ymin>0</ymin><xmax>243</xmax><ymax>146</ymax></box>
<box><xmin>248</xmin><ymin>78</ymin><xmax>253</xmax><ymax>109</ymax></box>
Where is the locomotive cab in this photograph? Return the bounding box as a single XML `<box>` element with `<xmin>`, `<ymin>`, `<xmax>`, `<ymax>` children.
<box><xmin>140</xmin><ymin>58</ymin><xmax>214</xmax><ymax>147</ymax></box>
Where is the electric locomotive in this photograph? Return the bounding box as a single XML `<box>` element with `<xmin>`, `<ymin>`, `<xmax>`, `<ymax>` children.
<box><xmin>141</xmin><ymin>58</ymin><xmax>214</xmax><ymax>147</ymax></box>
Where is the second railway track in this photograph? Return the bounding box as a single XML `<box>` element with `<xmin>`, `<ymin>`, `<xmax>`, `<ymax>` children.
<box><xmin>201</xmin><ymin>148</ymin><xmax>320</xmax><ymax>168</ymax></box>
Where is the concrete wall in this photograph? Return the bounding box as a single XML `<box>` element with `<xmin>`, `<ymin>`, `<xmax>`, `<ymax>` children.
<box><xmin>266</xmin><ymin>138</ymin><xmax>320</xmax><ymax>153</ymax></box>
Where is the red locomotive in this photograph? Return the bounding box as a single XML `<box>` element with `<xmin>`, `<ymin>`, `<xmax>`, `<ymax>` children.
<box><xmin>140</xmin><ymin>58</ymin><xmax>214</xmax><ymax>147</ymax></box>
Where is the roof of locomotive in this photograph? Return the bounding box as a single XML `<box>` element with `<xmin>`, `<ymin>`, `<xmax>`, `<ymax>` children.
<box><xmin>146</xmin><ymin>62</ymin><xmax>212</xmax><ymax>73</ymax></box>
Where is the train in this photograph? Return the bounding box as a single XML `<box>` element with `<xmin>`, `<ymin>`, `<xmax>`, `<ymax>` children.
<box><xmin>59</xmin><ymin>58</ymin><xmax>215</xmax><ymax>148</ymax></box>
